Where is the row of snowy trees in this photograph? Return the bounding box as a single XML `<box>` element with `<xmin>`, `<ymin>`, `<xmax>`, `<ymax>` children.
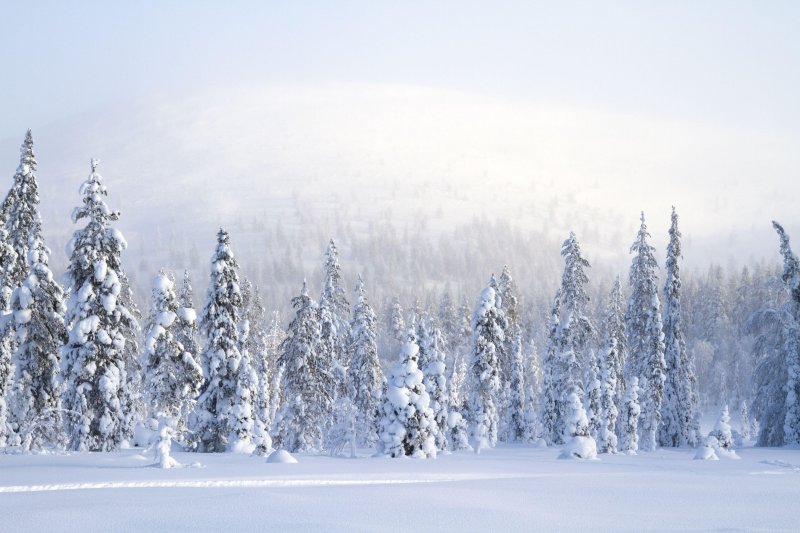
<box><xmin>0</xmin><ymin>131</ymin><xmax>798</xmax><ymax>457</ymax></box>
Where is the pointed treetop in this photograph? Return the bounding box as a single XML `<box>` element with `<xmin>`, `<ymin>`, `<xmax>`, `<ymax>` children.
<box><xmin>18</xmin><ymin>129</ymin><xmax>36</xmax><ymax>174</ymax></box>
<box><xmin>773</xmin><ymin>221</ymin><xmax>800</xmax><ymax>301</ymax></box>
<box><xmin>355</xmin><ymin>273</ymin><xmax>366</xmax><ymax>298</ymax></box>
<box><xmin>217</xmin><ymin>227</ymin><xmax>229</xmax><ymax>243</ymax></box>
<box><xmin>90</xmin><ymin>158</ymin><xmax>99</xmax><ymax>173</ymax></box>
<box><xmin>301</xmin><ymin>278</ymin><xmax>309</xmax><ymax>297</ymax></box>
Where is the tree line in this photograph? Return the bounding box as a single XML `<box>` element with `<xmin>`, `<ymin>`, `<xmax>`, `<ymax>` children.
<box><xmin>0</xmin><ymin>131</ymin><xmax>798</xmax><ymax>459</ymax></box>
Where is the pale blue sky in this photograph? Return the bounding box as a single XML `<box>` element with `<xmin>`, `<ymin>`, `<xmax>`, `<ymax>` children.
<box><xmin>1</xmin><ymin>1</ymin><xmax>799</xmax><ymax>139</ymax></box>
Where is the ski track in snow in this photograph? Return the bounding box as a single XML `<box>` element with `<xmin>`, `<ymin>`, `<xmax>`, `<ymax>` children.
<box><xmin>0</xmin><ymin>474</ymin><xmax>515</xmax><ymax>494</ymax></box>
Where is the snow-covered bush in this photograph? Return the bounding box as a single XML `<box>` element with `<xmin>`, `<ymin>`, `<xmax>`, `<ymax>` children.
<box><xmin>709</xmin><ymin>404</ymin><xmax>733</xmax><ymax>450</ymax></box>
<box><xmin>447</xmin><ymin>408</ymin><xmax>472</xmax><ymax>452</ymax></box>
<box><xmin>558</xmin><ymin>391</ymin><xmax>597</xmax><ymax>460</ymax></box>
<box><xmin>154</xmin><ymin>421</ymin><xmax>180</xmax><ymax>469</ymax></box>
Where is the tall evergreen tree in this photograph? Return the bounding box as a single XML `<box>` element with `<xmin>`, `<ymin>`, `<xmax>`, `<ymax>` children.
<box><xmin>387</xmin><ymin>296</ymin><xmax>406</xmax><ymax>345</ymax></box>
<box><xmin>175</xmin><ymin>270</ymin><xmax>200</xmax><ymax>387</ymax></box>
<box><xmin>772</xmin><ymin>221</ymin><xmax>800</xmax><ymax>445</ymax></box>
<box><xmin>319</xmin><ymin>239</ymin><xmax>350</xmax><ymax>365</ymax></box>
<box><xmin>606</xmin><ymin>278</ymin><xmax>628</xmax><ymax>408</ymax></box>
<box><xmin>11</xmin><ymin>237</ymin><xmax>68</xmax><ymax>451</ymax></box>
<box><xmin>418</xmin><ymin>319</ymin><xmax>449</xmax><ymax>451</ymax></box>
<box><xmin>61</xmin><ymin>160</ymin><xmax>139</xmax><ymax>451</ymax></box>
<box><xmin>273</xmin><ymin>281</ymin><xmax>329</xmax><ymax>452</ymax></box>
<box><xmin>626</xmin><ymin>213</ymin><xmax>666</xmax><ymax>451</ymax></box>
<box><xmin>467</xmin><ymin>283</ymin><xmax>506</xmax><ymax>451</ymax></box>
<box><xmin>497</xmin><ymin>265</ymin><xmax>521</xmax><ymax>384</ymax></box>
<box><xmin>189</xmin><ymin>228</ymin><xmax>246</xmax><ymax>452</ymax></box>
<box><xmin>598</xmin><ymin>332</ymin><xmax>620</xmax><ymax>454</ymax></box>
<box><xmin>143</xmin><ymin>271</ymin><xmax>203</xmax><ymax>444</ymax></box>
<box><xmin>240</xmin><ymin>281</ymin><xmax>272</xmax><ymax>454</ymax></box>
<box><xmin>505</xmin><ymin>332</ymin><xmax>530</xmax><ymax>441</ymax></box>
<box><xmin>523</xmin><ymin>338</ymin><xmax>541</xmax><ymax>441</ymax></box>
<box><xmin>660</xmin><ymin>207</ymin><xmax>699</xmax><ymax>447</ymax></box>
<box><xmin>540</xmin><ymin>290</ymin><xmax>562</xmax><ymax>445</ymax></box>
<box><xmin>265</xmin><ymin>310</ymin><xmax>286</xmax><ymax>426</ymax></box>
<box><xmin>347</xmin><ymin>275</ymin><xmax>384</xmax><ymax>447</ymax></box>
<box><xmin>541</xmin><ymin>233</ymin><xmax>595</xmax><ymax>446</ymax></box>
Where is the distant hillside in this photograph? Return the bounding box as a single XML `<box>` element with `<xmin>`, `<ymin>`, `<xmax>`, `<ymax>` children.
<box><xmin>0</xmin><ymin>83</ymin><xmax>795</xmax><ymax>316</ymax></box>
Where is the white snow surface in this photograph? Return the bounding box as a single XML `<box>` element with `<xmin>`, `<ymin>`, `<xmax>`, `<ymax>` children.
<box><xmin>0</xmin><ymin>445</ymin><xmax>799</xmax><ymax>531</ymax></box>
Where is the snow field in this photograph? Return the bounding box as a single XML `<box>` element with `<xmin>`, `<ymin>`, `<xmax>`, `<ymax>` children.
<box><xmin>1</xmin><ymin>445</ymin><xmax>799</xmax><ymax>532</ymax></box>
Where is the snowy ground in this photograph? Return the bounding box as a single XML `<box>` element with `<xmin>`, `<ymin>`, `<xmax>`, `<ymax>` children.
<box><xmin>1</xmin><ymin>445</ymin><xmax>799</xmax><ymax>532</ymax></box>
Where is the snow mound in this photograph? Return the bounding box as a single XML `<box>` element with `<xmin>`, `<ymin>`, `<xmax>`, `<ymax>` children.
<box><xmin>716</xmin><ymin>448</ymin><xmax>741</xmax><ymax>460</ymax></box>
<box><xmin>694</xmin><ymin>444</ymin><xmax>719</xmax><ymax>461</ymax></box>
<box><xmin>558</xmin><ymin>436</ymin><xmax>598</xmax><ymax>460</ymax></box>
<box><xmin>267</xmin><ymin>450</ymin><xmax>298</xmax><ymax>464</ymax></box>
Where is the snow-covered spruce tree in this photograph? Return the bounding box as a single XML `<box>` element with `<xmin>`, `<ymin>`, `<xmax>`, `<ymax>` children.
<box><xmin>597</xmin><ymin>335</ymin><xmax>619</xmax><ymax>454</ymax></box>
<box><xmin>606</xmin><ymin>278</ymin><xmax>628</xmax><ymax>411</ymax></box>
<box><xmin>378</xmin><ymin>329</ymin><xmax>436</xmax><ymax>458</ymax></box>
<box><xmin>346</xmin><ymin>275</ymin><xmax>384</xmax><ymax>447</ymax></box>
<box><xmin>265</xmin><ymin>311</ymin><xmax>286</xmax><ymax>426</ymax></box>
<box><xmin>189</xmin><ymin>228</ymin><xmax>247</xmax><ymax>453</ymax></box>
<box><xmin>319</xmin><ymin>239</ymin><xmax>350</xmax><ymax>376</ymax></box>
<box><xmin>317</xmin><ymin>241</ymin><xmax>349</xmax><ymax>433</ymax></box>
<box><xmin>438</xmin><ymin>290</ymin><xmax>459</xmax><ymax>366</ymax></box>
<box><xmin>740</xmin><ymin>400</ymin><xmax>751</xmax><ymax>441</ymax></box>
<box><xmin>498</xmin><ymin>265</ymin><xmax>521</xmax><ymax>384</ymax></box>
<box><xmin>419</xmin><ymin>319</ymin><xmax>449</xmax><ymax>451</ymax></box>
<box><xmin>626</xmin><ymin>213</ymin><xmax>666</xmax><ymax>452</ymax></box>
<box><xmin>541</xmin><ymin>232</ymin><xmax>595</xmax><ymax>446</ymax></box>
<box><xmin>540</xmin><ymin>290</ymin><xmax>562</xmax><ymax>445</ymax></box>
<box><xmin>388</xmin><ymin>296</ymin><xmax>406</xmax><ymax>345</ymax></box>
<box><xmin>746</xmin><ymin>299</ymin><xmax>788</xmax><ymax>446</ymax></box>
<box><xmin>709</xmin><ymin>404</ymin><xmax>733</xmax><ymax>450</ymax></box>
<box><xmin>467</xmin><ymin>283</ymin><xmax>506</xmax><ymax>452</ymax></box>
<box><xmin>175</xmin><ymin>270</ymin><xmax>201</xmax><ymax>387</ymax></box>
<box><xmin>505</xmin><ymin>333</ymin><xmax>530</xmax><ymax>442</ymax></box>
<box><xmin>2</xmin><ymin>130</ymin><xmax>42</xmax><ymax>287</ymax></box>
<box><xmin>11</xmin><ymin>237</ymin><xmax>68</xmax><ymax>451</ymax></box>
<box><xmin>240</xmin><ymin>281</ymin><xmax>272</xmax><ymax>454</ymax></box>
<box><xmin>61</xmin><ymin>160</ymin><xmax>139</xmax><ymax>452</ymax></box>
<box><xmin>620</xmin><ymin>377</ymin><xmax>641</xmax><ymax>454</ymax></box>
<box><xmin>660</xmin><ymin>207</ymin><xmax>699</xmax><ymax>448</ymax></box>
<box><xmin>229</xmin><ymin>345</ymin><xmax>260</xmax><ymax>454</ymax></box>
<box><xmin>585</xmin><ymin>348</ymin><xmax>602</xmax><ymax>439</ymax></box>
<box><xmin>523</xmin><ymin>338</ymin><xmax>541</xmax><ymax>441</ymax></box>
<box><xmin>273</xmin><ymin>281</ymin><xmax>328</xmax><ymax>452</ymax></box>
<box><xmin>142</xmin><ymin>271</ymin><xmax>203</xmax><ymax>444</ymax></box>
<box><xmin>325</xmin><ymin>383</ymin><xmax>358</xmax><ymax>457</ymax></box>
<box><xmin>558</xmin><ymin>391</ymin><xmax>597</xmax><ymax>460</ymax></box>
<box><xmin>772</xmin><ymin>221</ymin><xmax>800</xmax><ymax>445</ymax></box>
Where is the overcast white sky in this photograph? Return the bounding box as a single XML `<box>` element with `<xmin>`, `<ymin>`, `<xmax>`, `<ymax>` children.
<box><xmin>1</xmin><ymin>1</ymin><xmax>798</xmax><ymax>139</ymax></box>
